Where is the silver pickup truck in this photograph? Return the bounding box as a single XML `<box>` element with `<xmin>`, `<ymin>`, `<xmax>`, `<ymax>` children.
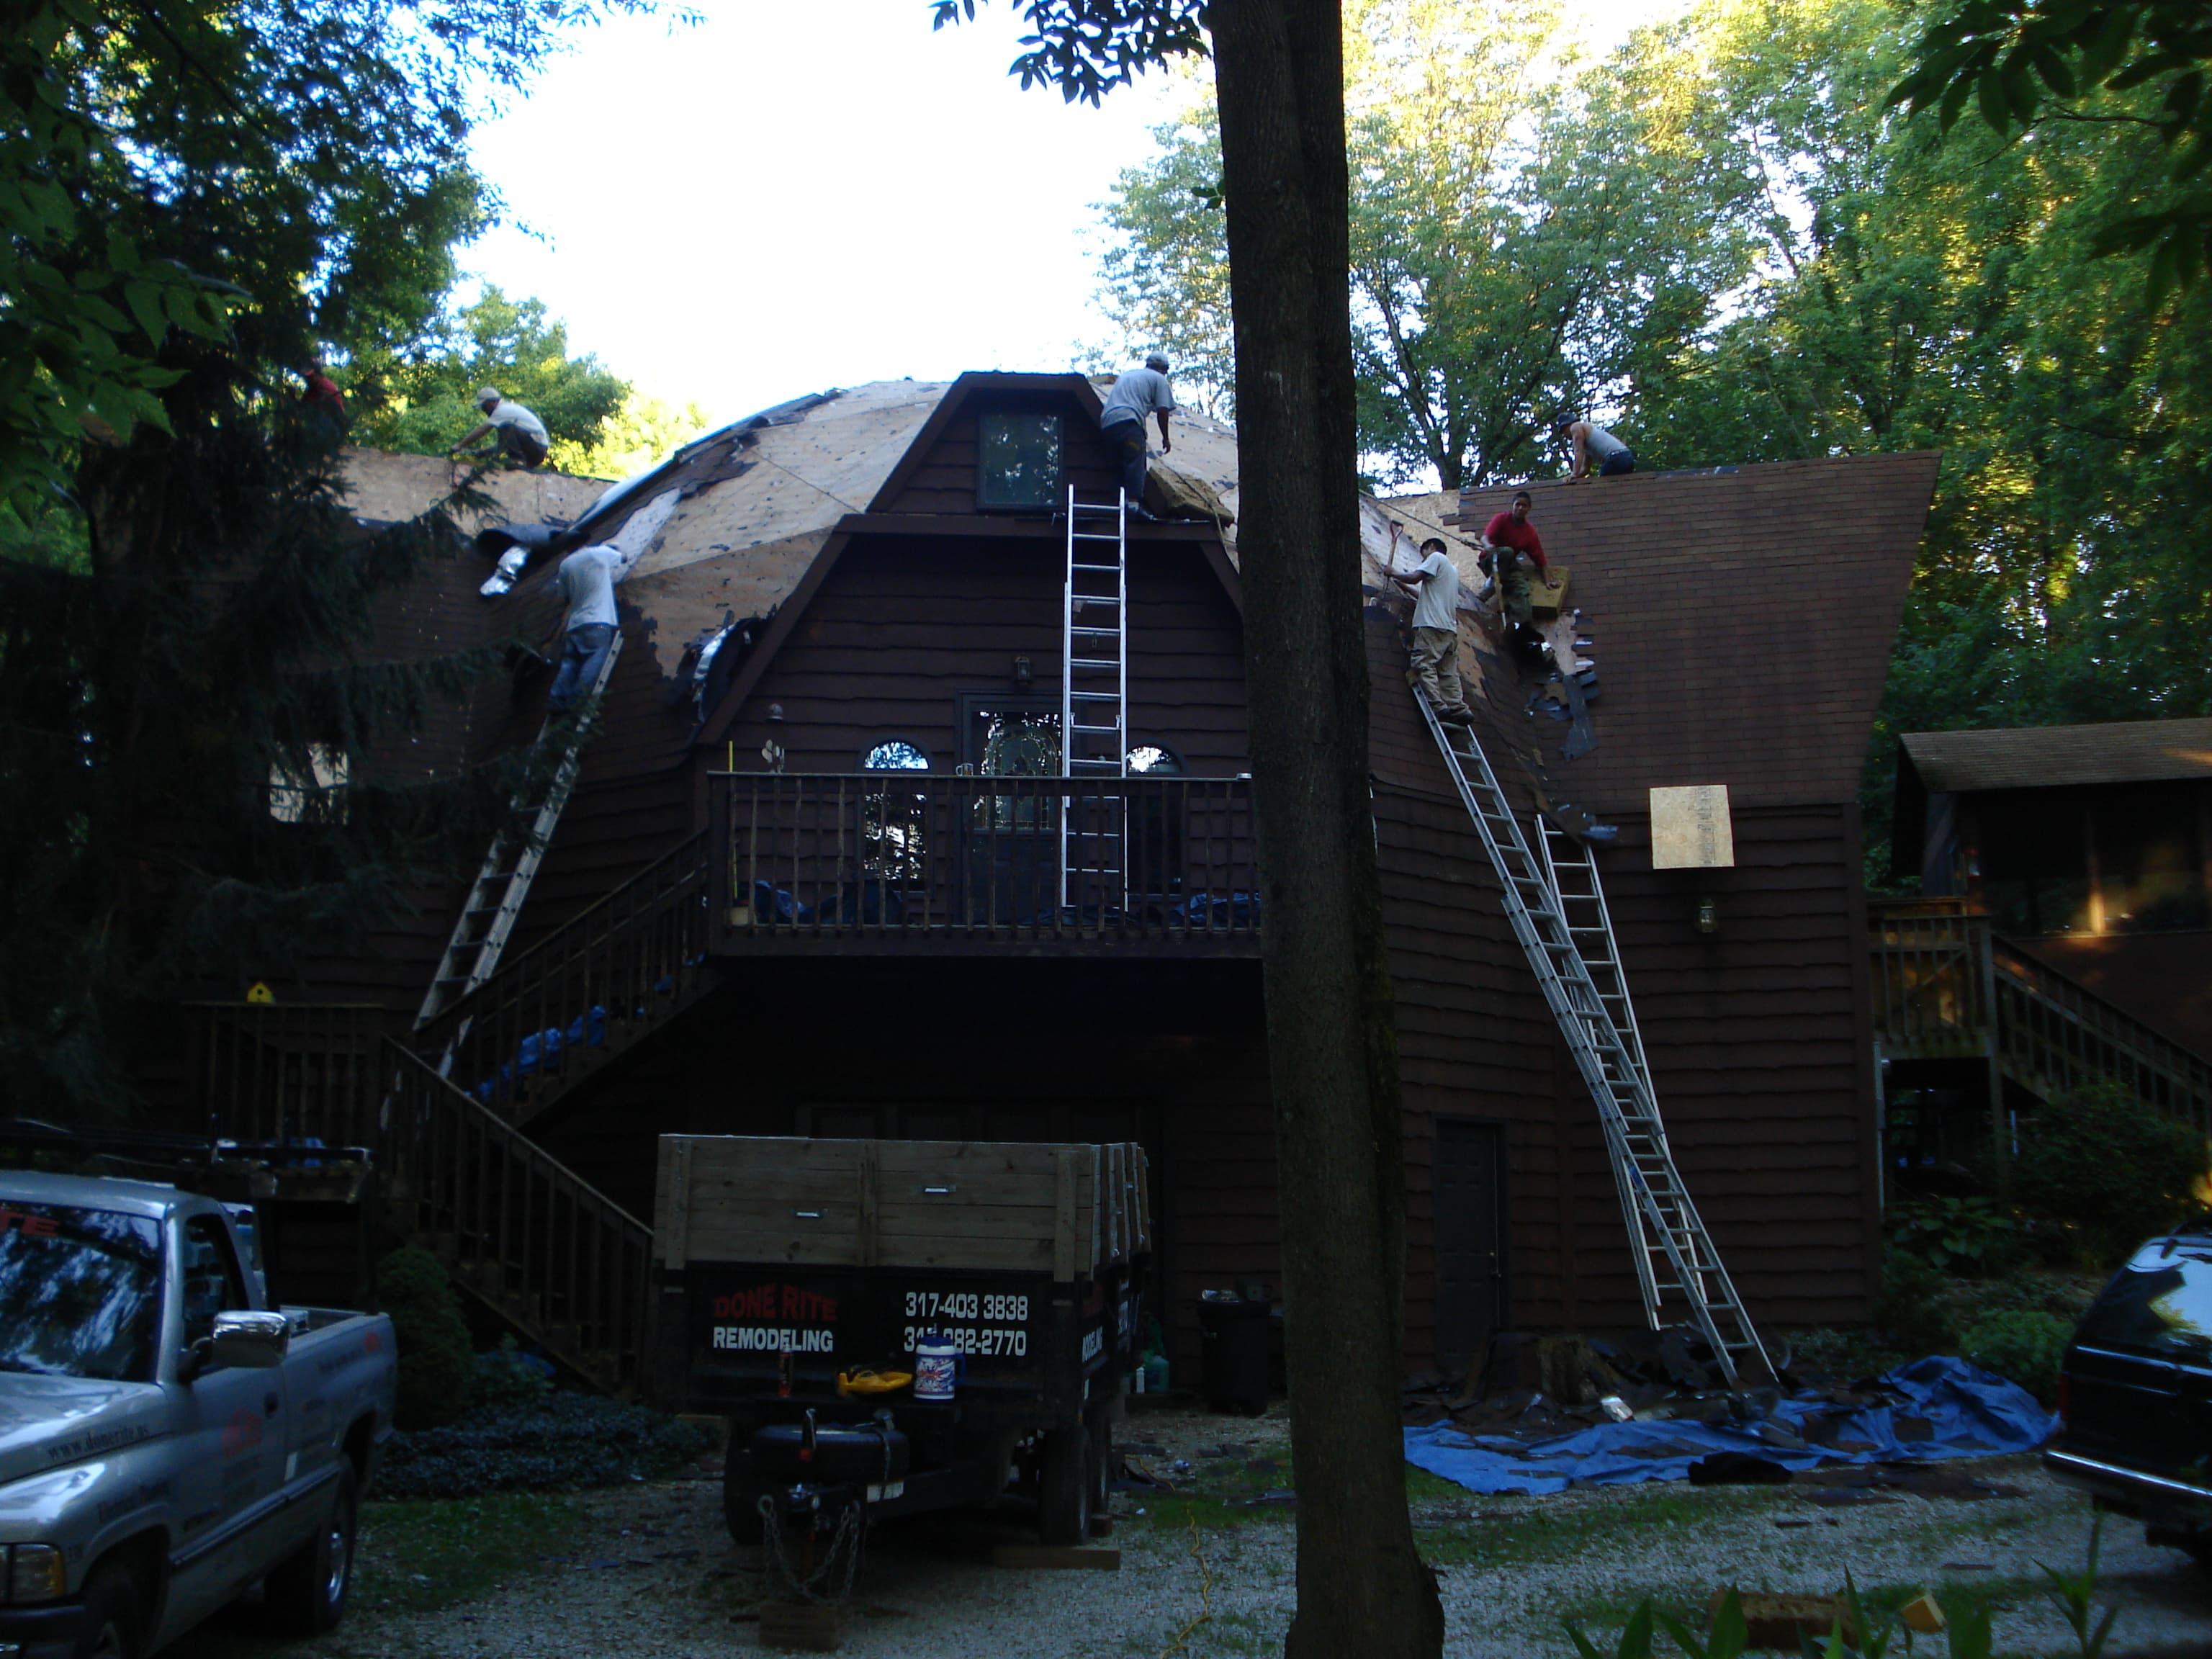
<box><xmin>0</xmin><ymin>1172</ymin><xmax>395</xmax><ymax>1659</ymax></box>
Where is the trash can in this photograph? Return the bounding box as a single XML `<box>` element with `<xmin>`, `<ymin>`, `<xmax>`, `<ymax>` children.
<box><xmin>1197</xmin><ymin>1290</ymin><xmax>1270</xmax><ymax>1415</ymax></box>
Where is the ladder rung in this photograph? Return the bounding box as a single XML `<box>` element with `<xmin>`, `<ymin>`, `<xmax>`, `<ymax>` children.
<box><xmin>1070</xmin><ymin>657</ymin><xmax>1119</xmax><ymax>670</ymax></box>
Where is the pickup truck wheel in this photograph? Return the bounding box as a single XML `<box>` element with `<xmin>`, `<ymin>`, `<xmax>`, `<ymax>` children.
<box><xmin>1038</xmin><ymin>1426</ymin><xmax>1093</xmax><ymax>1547</ymax></box>
<box><xmin>266</xmin><ymin>1465</ymin><xmax>357</xmax><ymax>1635</ymax></box>
<box><xmin>74</xmin><ymin>1562</ymin><xmax>145</xmax><ymax>1659</ymax></box>
<box><xmin>722</xmin><ymin>1444</ymin><xmax>765</xmax><ymax>1545</ymax></box>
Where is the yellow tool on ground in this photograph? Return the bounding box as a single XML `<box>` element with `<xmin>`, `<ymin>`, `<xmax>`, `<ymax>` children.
<box><xmin>836</xmin><ymin>1367</ymin><xmax>913</xmax><ymax>1397</ymax></box>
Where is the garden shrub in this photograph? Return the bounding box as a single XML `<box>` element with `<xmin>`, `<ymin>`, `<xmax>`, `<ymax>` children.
<box><xmin>376</xmin><ymin>1246</ymin><xmax>475</xmax><ymax>1431</ymax></box>
<box><xmin>1961</xmin><ymin>1309</ymin><xmax>2071</xmax><ymax>1404</ymax></box>
<box><xmin>1888</xmin><ymin>1195</ymin><xmax>2020</xmax><ymax>1277</ymax></box>
<box><xmin>1873</xmin><ymin>1247</ymin><xmax>1956</xmax><ymax>1356</ymax></box>
<box><xmin>375</xmin><ymin>1393</ymin><xmax>713</xmax><ymax>1499</ymax></box>
<box><xmin>2012</xmin><ymin>1082</ymin><xmax>2206</xmax><ymax>1267</ymax></box>
<box><xmin>473</xmin><ymin>1335</ymin><xmax>557</xmax><ymax>1410</ymax></box>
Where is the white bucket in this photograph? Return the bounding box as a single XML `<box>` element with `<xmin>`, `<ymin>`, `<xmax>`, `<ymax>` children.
<box><xmin>914</xmin><ymin>1334</ymin><xmax>958</xmax><ymax>1401</ymax></box>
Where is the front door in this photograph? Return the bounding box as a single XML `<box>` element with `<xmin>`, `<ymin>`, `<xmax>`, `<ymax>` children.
<box><xmin>1434</xmin><ymin>1120</ymin><xmax>1505</xmax><ymax>1376</ymax></box>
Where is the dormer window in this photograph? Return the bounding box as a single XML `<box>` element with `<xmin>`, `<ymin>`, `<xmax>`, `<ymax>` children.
<box><xmin>977</xmin><ymin>412</ymin><xmax>1061</xmax><ymax>510</ymax></box>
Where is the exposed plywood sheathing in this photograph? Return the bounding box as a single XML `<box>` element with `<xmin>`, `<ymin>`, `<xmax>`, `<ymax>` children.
<box><xmin>335</xmin><ymin>447</ymin><xmax>613</xmax><ymax>528</ymax></box>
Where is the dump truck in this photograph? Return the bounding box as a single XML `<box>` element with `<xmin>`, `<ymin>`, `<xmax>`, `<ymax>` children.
<box><xmin>647</xmin><ymin>1136</ymin><xmax>1149</xmax><ymax>1574</ymax></box>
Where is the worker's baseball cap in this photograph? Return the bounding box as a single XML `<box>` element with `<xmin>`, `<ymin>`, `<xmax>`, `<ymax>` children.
<box><xmin>1144</xmin><ymin>353</ymin><xmax>1169</xmax><ymax>372</ymax></box>
<box><xmin>476</xmin><ymin>386</ymin><xmax>502</xmax><ymax>405</ymax></box>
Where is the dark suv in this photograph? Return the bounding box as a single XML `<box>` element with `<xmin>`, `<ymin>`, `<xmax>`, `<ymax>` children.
<box><xmin>2047</xmin><ymin>1226</ymin><xmax>2212</xmax><ymax>1564</ymax></box>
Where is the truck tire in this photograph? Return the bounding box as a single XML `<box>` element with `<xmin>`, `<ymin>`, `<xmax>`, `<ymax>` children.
<box><xmin>1038</xmin><ymin>1426</ymin><xmax>1093</xmax><ymax>1547</ymax></box>
<box><xmin>74</xmin><ymin>1561</ymin><xmax>145</xmax><ymax>1659</ymax></box>
<box><xmin>722</xmin><ymin>1442</ymin><xmax>765</xmax><ymax>1545</ymax></box>
<box><xmin>266</xmin><ymin>1465</ymin><xmax>357</xmax><ymax>1635</ymax></box>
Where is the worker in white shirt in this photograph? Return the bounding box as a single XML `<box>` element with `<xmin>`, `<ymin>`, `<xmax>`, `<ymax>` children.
<box><xmin>546</xmin><ymin>544</ymin><xmax>623</xmax><ymax>714</ymax></box>
<box><xmin>1388</xmin><ymin>536</ymin><xmax>1474</xmax><ymax>726</ymax></box>
<box><xmin>451</xmin><ymin>387</ymin><xmax>550</xmax><ymax>469</ymax></box>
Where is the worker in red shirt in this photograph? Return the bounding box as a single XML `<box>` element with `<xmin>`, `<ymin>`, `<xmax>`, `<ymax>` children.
<box><xmin>1479</xmin><ymin>490</ymin><xmax>1547</xmax><ymax>626</ymax></box>
<box><xmin>300</xmin><ymin>359</ymin><xmax>348</xmax><ymax>429</ymax></box>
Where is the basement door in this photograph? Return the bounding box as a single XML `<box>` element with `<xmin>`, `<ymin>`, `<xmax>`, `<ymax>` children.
<box><xmin>1433</xmin><ymin>1120</ymin><xmax>1506</xmax><ymax>1375</ymax></box>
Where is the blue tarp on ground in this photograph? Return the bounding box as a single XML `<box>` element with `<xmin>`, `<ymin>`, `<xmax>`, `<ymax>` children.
<box><xmin>1403</xmin><ymin>1357</ymin><xmax>2057</xmax><ymax>1496</ymax></box>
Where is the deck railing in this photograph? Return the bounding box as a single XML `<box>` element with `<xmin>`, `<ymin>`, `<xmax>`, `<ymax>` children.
<box><xmin>416</xmin><ymin>832</ymin><xmax>712</xmax><ymax>1126</ymax></box>
<box><xmin>1869</xmin><ymin>899</ymin><xmax>2212</xmax><ymax>1134</ymax></box>
<box><xmin>710</xmin><ymin>772</ymin><xmax>1261</xmax><ymax>949</ymax></box>
<box><xmin>1868</xmin><ymin>899</ymin><xmax>1993</xmax><ymax>1059</ymax></box>
<box><xmin>189</xmin><ymin>1002</ymin><xmax>388</xmax><ymax>1149</ymax></box>
<box><xmin>1991</xmin><ymin>939</ymin><xmax>2212</xmax><ymax>1137</ymax></box>
<box><xmin>381</xmin><ymin>1040</ymin><xmax>652</xmax><ymax>1391</ymax></box>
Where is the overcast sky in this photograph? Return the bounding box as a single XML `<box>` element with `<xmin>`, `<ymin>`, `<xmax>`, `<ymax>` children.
<box><xmin>463</xmin><ymin>1</ymin><xmax>1689</xmax><ymax>427</ymax></box>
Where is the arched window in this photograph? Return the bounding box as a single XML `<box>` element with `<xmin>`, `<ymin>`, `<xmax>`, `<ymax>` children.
<box><xmin>1126</xmin><ymin>744</ymin><xmax>1183</xmax><ymax>775</ymax></box>
<box><xmin>860</xmin><ymin>741</ymin><xmax>930</xmax><ymax>886</ymax></box>
<box><xmin>863</xmin><ymin>739</ymin><xmax>930</xmax><ymax>771</ymax></box>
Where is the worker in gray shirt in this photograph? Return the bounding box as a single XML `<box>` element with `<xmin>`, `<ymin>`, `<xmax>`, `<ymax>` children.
<box><xmin>1098</xmin><ymin>354</ymin><xmax>1175</xmax><ymax>521</ymax></box>
<box><xmin>546</xmin><ymin>544</ymin><xmax>623</xmax><ymax>714</ymax></box>
<box><xmin>1563</xmin><ymin>417</ymin><xmax>1635</xmax><ymax>480</ymax></box>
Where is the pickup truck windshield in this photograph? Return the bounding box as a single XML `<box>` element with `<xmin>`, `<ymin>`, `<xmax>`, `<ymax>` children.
<box><xmin>0</xmin><ymin>1205</ymin><xmax>164</xmax><ymax>1382</ymax></box>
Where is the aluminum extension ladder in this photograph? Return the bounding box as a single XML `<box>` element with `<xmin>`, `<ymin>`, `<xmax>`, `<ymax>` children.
<box><xmin>1059</xmin><ymin>487</ymin><xmax>1129</xmax><ymax>907</ymax></box>
<box><xmin>1413</xmin><ymin>688</ymin><xmax>1773</xmax><ymax>1385</ymax></box>
<box><xmin>415</xmin><ymin>633</ymin><xmax>625</xmax><ymax>1032</ymax></box>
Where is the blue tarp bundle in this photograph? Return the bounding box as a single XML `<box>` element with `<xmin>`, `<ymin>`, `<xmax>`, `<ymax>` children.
<box><xmin>1403</xmin><ymin>1357</ymin><xmax>2057</xmax><ymax>1496</ymax></box>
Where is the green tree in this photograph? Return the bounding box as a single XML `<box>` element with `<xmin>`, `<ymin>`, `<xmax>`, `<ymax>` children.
<box><xmin>1890</xmin><ymin>0</ymin><xmax>2212</xmax><ymax>298</ymax></box>
<box><xmin>1624</xmin><ymin>0</ymin><xmax>2212</xmax><ymax>878</ymax></box>
<box><xmin>553</xmin><ymin>390</ymin><xmax>716</xmax><ymax>480</ymax></box>
<box><xmin>354</xmin><ymin>287</ymin><xmax>630</xmax><ymax>459</ymax></box>
<box><xmin>938</xmin><ymin>1</ymin><xmax>1445</xmax><ymax>1650</ymax></box>
<box><xmin>0</xmin><ymin>0</ymin><xmax>662</xmax><ymax>1112</ymax></box>
<box><xmin>1094</xmin><ymin>0</ymin><xmax>1767</xmax><ymax>487</ymax></box>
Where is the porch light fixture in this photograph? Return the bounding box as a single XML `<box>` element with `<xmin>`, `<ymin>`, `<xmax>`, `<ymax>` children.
<box><xmin>767</xmin><ymin>702</ymin><xmax>784</xmax><ymax>722</ymax></box>
<box><xmin>1696</xmin><ymin>896</ymin><xmax>1719</xmax><ymax>935</ymax></box>
<box><xmin>1012</xmin><ymin>655</ymin><xmax>1033</xmax><ymax>691</ymax></box>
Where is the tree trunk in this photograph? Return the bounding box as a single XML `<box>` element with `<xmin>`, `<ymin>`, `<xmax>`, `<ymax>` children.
<box><xmin>1208</xmin><ymin>4</ymin><xmax>1444</xmax><ymax>1655</ymax></box>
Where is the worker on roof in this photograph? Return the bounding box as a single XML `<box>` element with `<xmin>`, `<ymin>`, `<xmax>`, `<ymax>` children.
<box><xmin>1388</xmin><ymin>535</ymin><xmax>1475</xmax><ymax>727</ymax></box>
<box><xmin>546</xmin><ymin>543</ymin><xmax>623</xmax><ymax>715</ymax></box>
<box><xmin>1563</xmin><ymin>418</ymin><xmax>1635</xmax><ymax>480</ymax></box>
<box><xmin>451</xmin><ymin>387</ymin><xmax>550</xmax><ymax>471</ymax></box>
<box><xmin>1098</xmin><ymin>354</ymin><xmax>1175</xmax><ymax>522</ymax></box>
<box><xmin>1479</xmin><ymin>490</ymin><xmax>1548</xmax><ymax>629</ymax></box>
<box><xmin>299</xmin><ymin>358</ymin><xmax>348</xmax><ymax>428</ymax></box>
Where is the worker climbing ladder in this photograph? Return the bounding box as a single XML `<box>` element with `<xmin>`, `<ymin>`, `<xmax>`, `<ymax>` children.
<box><xmin>1413</xmin><ymin>688</ymin><xmax>1773</xmax><ymax>1384</ymax></box>
<box><xmin>1060</xmin><ymin>487</ymin><xmax>1129</xmax><ymax>909</ymax></box>
<box><xmin>416</xmin><ymin>634</ymin><xmax>626</xmax><ymax>1033</ymax></box>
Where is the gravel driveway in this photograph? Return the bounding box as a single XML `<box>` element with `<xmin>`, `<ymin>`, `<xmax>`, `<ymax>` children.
<box><xmin>176</xmin><ymin>1405</ymin><xmax>2211</xmax><ymax>1659</ymax></box>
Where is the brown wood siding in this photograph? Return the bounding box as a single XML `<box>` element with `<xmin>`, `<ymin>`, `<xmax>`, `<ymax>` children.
<box><xmin>1364</xmin><ymin>610</ymin><xmax>1879</xmax><ymax>1364</ymax></box>
<box><xmin>719</xmin><ymin>536</ymin><xmax>1249</xmax><ymax>779</ymax></box>
<box><xmin>878</xmin><ymin>405</ymin><xmax>1125</xmax><ymax>519</ymax></box>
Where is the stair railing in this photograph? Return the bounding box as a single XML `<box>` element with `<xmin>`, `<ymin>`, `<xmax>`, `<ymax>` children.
<box><xmin>1991</xmin><ymin>939</ymin><xmax>2212</xmax><ymax>1136</ymax></box>
<box><xmin>379</xmin><ymin>1039</ymin><xmax>652</xmax><ymax>1390</ymax></box>
<box><xmin>418</xmin><ymin>832</ymin><xmax>711</xmax><ymax>1124</ymax></box>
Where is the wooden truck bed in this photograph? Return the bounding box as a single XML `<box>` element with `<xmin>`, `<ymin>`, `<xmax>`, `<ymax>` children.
<box><xmin>654</xmin><ymin>1136</ymin><xmax>1151</xmax><ymax>1278</ymax></box>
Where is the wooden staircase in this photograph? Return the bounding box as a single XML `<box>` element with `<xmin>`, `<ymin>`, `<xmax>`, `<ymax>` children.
<box><xmin>416</xmin><ymin>833</ymin><xmax>715</xmax><ymax>1128</ymax></box>
<box><xmin>1990</xmin><ymin>938</ymin><xmax>2212</xmax><ymax>1135</ymax></box>
<box><xmin>379</xmin><ymin>1040</ymin><xmax>653</xmax><ymax>1391</ymax></box>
